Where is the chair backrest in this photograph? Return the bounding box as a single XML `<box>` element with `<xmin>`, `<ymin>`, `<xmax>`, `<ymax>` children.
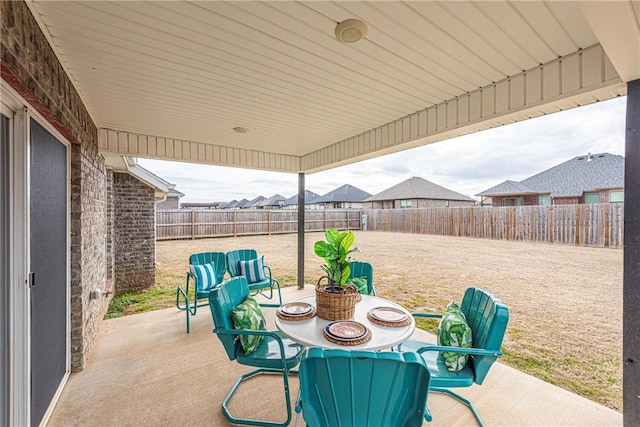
<box><xmin>459</xmin><ymin>287</ymin><xmax>509</xmax><ymax>384</ymax></box>
<box><xmin>299</xmin><ymin>348</ymin><xmax>431</xmax><ymax>427</ymax></box>
<box><xmin>349</xmin><ymin>261</ymin><xmax>374</xmax><ymax>295</ymax></box>
<box><xmin>226</xmin><ymin>249</ymin><xmax>258</xmax><ymax>278</ymax></box>
<box><xmin>208</xmin><ymin>276</ymin><xmax>250</xmax><ymax>361</ymax></box>
<box><xmin>189</xmin><ymin>252</ymin><xmax>227</xmax><ymax>285</ymax></box>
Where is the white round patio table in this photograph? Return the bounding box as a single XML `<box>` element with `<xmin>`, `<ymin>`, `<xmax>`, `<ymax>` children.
<box><xmin>275</xmin><ymin>294</ymin><xmax>415</xmax><ymax>351</ymax></box>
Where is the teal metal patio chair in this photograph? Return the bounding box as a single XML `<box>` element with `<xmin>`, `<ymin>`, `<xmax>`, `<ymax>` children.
<box><xmin>295</xmin><ymin>348</ymin><xmax>432</xmax><ymax>427</ymax></box>
<box><xmin>398</xmin><ymin>287</ymin><xmax>509</xmax><ymax>427</ymax></box>
<box><xmin>209</xmin><ymin>276</ymin><xmax>303</xmax><ymax>427</ymax></box>
<box><xmin>349</xmin><ymin>260</ymin><xmax>376</xmax><ymax>295</ymax></box>
<box><xmin>176</xmin><ymin>251</ymin><xmax>227</xmax><ymax>333</ymax></box>
<box><xmin>226</xmin><ymin>249</ymin><xmax>282</xmax><ymax>307</ymax></box>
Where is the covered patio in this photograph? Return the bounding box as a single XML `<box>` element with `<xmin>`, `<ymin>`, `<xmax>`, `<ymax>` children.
<box><xmin>2</xmin><ymin>1</ymin><xmax>639</xmax><ymax>426</ymax></box>
<box><xmin>48</xmin><ymin>287</ymin><xmax>621</xmax><ymax>427</ymax></box>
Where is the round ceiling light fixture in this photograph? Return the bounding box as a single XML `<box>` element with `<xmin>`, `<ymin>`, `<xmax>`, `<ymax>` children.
<box><xmin>335</xmin><ymin>19</ymin><xmax>368</xmax><ymax>43</ymax></box>
<box><xmin>233</xmin><ymin>126</ymin><xmax>249</xmax><ymax>134</ymax></box>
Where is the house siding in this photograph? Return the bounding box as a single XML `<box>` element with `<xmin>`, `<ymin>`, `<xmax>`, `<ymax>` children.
<box><xmin>113</xmin><ymin>173</ymin><xmax>156</xmax><ymax>293</ymax></box>
<box><xmin>157</xmin><ymin>196</ymin><xmax>179</xmax><ymax>210</ymax></box>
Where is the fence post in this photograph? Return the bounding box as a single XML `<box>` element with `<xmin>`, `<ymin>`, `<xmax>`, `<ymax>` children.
<box><xmin>347</xmin><ymin>210</ymin><xmax>350</xmax><ymax>230</ymax></box>
<box><xmin>268</xmin><ymin>210</ymin><xmax>271</xmax><ymax>235</ymax></box>
<box><xmin>324</xmin><ymin>210</ymin><xmax>327</xmax><ymax>230</ymax></box>
<box><xmin>233</xmin><ymin>210</ymin><xmax>237</xmax><ymax>237</ymax></box>
<box><xmin>191</xmin><ymin>210</ymin><xmax>195</xmax><ymax>240</ymax></box>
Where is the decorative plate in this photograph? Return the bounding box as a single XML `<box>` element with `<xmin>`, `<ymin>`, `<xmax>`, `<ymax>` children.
<box><xmin>278</xmin><ymin>302</ymin><xmax>313</xmax><ymax>316</ymax></box>
<box><xmin>325</xmin><ymin>321</ymin><xmax>367</xmax><ymax>340</ymax></box>
<box><xmin>368</xmin><ymin>307</ymin><xmax>408</xmax><ymax>323</ymax></box>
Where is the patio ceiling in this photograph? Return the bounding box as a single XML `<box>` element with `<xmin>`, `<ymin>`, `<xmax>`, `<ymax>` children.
<box><xmin>28</xmin><ymin>1</ymin><xmax>640</xmax><ymax>174</ymax></box>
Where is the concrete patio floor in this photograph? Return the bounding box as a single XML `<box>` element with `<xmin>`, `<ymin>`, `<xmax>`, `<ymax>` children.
<box><xmin>48</xmin><ymin>286</ymin><xmax>622</xmax><ymax>426</ymax></box>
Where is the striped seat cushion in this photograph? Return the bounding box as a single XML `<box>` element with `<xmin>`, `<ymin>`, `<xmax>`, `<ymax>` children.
<box><xmin>239</xmin><ymin>256</ymin><xmax>267</xmax><ymax>284</ymax></box>
<box><xmin>189</xmin><ymin>262</ymin><xmax>218</xmax><ymax>292</ymax></box>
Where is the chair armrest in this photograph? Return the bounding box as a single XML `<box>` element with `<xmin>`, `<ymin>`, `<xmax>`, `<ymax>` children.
<box><xmin>411</xmin><ymin>313</ymin><xmax>443</xmax><ymax>319</ymax></box>
<box><xmin>416</xmin><ymin>344</ymin><xmax>503</xmax><ymax>358</ymax></box>
<box><xmin>263</xmin><ymin>264</ymin><xmax>281</xmax><ymax>286</ymax></box>
<box><xmin>263</xmin><ymin>264</ymin><xmax>273</xmax><ymax>279</ymax></box>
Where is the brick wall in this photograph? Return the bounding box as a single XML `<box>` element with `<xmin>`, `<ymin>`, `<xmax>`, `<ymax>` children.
<box><xmin>491</xmin><ymin>195</ymin><xmax>538</xmax><ymax>206</ymax></box>
<box><xmin>71</xmin><ymin>142</ymin><xmax>111</xmax><ymax>371</ymax></box>
<box><xmin>554</xmin><ymin>197</ymin><xmax>580</xmax><ymax>205</ymax></box>
<box><xmin>416</xmin><ymin>199</ymin><xmax>476</xmax><ymax>208</ymax></box>
<box><xmin>106</xmin><ymin>170</ymin><xmax>115</xmax><ymax>281</ymax></box>
<box><xmin>114</xmin><ymin>173</ymin><xmax>156</xmax><ymax>293</ymax></box>
<box><xmin>369</xmin><ymin>199</ymin><xmax>475</xmax><ymax>208</ymax></box>
<box><xmin>2</xmin><ymin>1</ymin><xmax>110</xmax><ymax>371</ymax></box>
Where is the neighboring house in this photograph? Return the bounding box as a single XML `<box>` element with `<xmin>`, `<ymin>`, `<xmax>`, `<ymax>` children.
<box><xmin>310</xmin><ymin>184</ymin><xmax>372</xmax><ymax>209</ymax></box>
<box><xmin>257</xmin><ymin>194</ymin><xmax>286</xmax><ymax>209</ymax></box>
<box><xmin>133</xmin><ymin>166</ymin><xmax>186</xmax><ymax>211</ymax></box>
<box><xmin>215</xmin><ymin>199</ymin><xmax>238</xmax><ymax>209</ymax></box>
<box><xmin>156</xmin><ymin>187</ymin><xmax>185</xmax><ymax>210</ymax></box>
<box><xmin>224</xmin><ymin>199</ymin><xmax>239</xmax><ymax>209</ymax></box>
<box><xmin>234</xmin><ymin>198</ymin><xmax>250</xmax><ymax>209</ymax></box>
<box><xmin>365</xmin><ymin>176</ymin><xmax>475</xmax><ymax>209</ymax></box>
<box><xmin>283</xmin><ymin>190</ymin><xmax>320</xmax><ymax>209</ymax></box>
<box><xmin>246</xmin><ymin>195</ymin><xmax>266</xmax><ymax>209</ymax></box>
<box><xmin>180</xmin><ymin>202</ymin><xmax>220</xmax><ymax>209</ymax></box>
<box><xmin>477</xmin><ymin>152</ymin><xmax>624</xmax><ymax>206</ymax></box>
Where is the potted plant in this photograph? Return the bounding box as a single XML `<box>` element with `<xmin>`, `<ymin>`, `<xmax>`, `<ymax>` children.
<box><xmin>314</xmin><ymin>228</ymin><xmax>364</xmax><ymax>320</ymax></box>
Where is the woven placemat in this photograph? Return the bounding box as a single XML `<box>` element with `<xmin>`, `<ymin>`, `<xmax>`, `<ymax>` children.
<box><xmin>276</xmin><ymin>307</ymin><xmax>317</xmax><ymax>321</ymax></box>
<box><xmin>323</xmin><ymin>327</ymin><xmax>372</xmax><ymax>346</ymax></box>
<box><xmin>367</xmin><ymin>312</ymin><xmax>412</xmax><ymax>328</ymax></box>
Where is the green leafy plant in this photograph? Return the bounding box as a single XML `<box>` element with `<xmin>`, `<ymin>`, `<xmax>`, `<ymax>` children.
<box><xmin>314</xmin><ymin>228</ymin><xmax>364</xmax><ymax>288</ymax></box>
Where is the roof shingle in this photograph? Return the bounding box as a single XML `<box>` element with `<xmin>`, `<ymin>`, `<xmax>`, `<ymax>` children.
<box><xmin>366</xmin><ymin>176</ymin><xmax>474</xmax><ymax>202</ymax></box>
<box><xmin>477</xmin><ymin>153</ymin><xmax>624</xmax><ymax>197</ymax></box>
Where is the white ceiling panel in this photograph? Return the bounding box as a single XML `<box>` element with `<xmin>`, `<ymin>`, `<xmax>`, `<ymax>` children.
<box><xmin>26</xmin><ymin>1</ymin><xmax>638</xmax><ymax>173</ymax></box>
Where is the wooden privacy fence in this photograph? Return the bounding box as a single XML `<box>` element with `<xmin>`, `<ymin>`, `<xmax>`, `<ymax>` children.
<box><xmin>156</xmin><ymin>209</ymin><xmax>363</xmax><ymax>240</ymax></box>
<box><xmin>363</xmin><ymin>203</ymin><xmax>624</xmax><ymax>248</ymax></box>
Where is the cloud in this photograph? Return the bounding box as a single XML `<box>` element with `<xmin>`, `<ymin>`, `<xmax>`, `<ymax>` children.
<box><xmin>139</xmin><ymin>96</ymin><xmax>626</xmax><ymax>202</ymax></box>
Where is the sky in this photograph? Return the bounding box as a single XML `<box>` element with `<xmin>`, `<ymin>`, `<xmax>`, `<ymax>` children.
<box><xmin>139</xmin><ymin>96</ymin><xmax>627</xmax><ymax>204</ymax></box>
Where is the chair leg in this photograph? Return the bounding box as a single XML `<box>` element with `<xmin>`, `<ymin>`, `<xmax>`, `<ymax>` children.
<box><xmin>254</xmin><ymin>282</ymin><xmax>283</xmax><ymax>308</ymax></box>
<box><xmin>430</xmin><ymin>387</ymin><xmax>485</xmax><ymax>427</ymax></box>
<box><xmin>221</xmin><ymin>368</ymin><xmax>299</xmax><ymax>427</ymax></box>
<box><xmin>176</xmin><ymin>287</ymin><xmax>194</xmax><ymax>333</ymax></box>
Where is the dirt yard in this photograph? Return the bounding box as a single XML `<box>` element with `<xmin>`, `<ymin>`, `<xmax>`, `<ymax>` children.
<box><xmin>155</xmin><ymin>231</ymin><xmax>622</xmax><ymax>411</ymax></box>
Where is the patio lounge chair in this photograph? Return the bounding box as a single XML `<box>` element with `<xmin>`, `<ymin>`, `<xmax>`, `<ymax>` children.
<box><xmin>295</xmin><ymin>348</ymin><xmax>432</xmax><ymax>427</ymax></box>
<box><xmin>349</xmin><ymin>260</ymin><xmax>376</xmax><ymax>295</ymax></box>
<box><xmin>226</xmin><ymin>249</ymin><xmax>283</xmax><ymax>306</ymax></box>
<box><xmin>398</xmin><ymin>287</ymin><xmax>509</xmax><ymax>427</ymax></box>
<box><xmin>176</xmin><ymin>251</ymin><xmax>227</xmax><ymax>333</ymax></box>
<box><xmin>209</xmin><ymin>276</ymin><xmax>303</xmax><ymax>427</ymax></box>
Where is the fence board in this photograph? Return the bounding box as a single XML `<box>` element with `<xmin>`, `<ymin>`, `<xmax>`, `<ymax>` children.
<box><xmin>362</xmin><ymin>204</ymin><xmax>623</xmax><ymax>248</ymax></box>
<box><xmin>156</xmin><ymin>209</ymin><xmax>362</xmax><ymax>240</ymax></box>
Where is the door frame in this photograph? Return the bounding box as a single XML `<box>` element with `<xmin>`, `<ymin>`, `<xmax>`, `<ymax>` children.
<box><xmin>1</xmin><ymin>80</ymin><xmax>71</xmax><ymax>426</ymax></box>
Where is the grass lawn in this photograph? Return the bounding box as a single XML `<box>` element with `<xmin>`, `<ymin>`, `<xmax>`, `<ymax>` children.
<box><xmin>107</xmin><ymin>231</ymin><xmax>622</xmax><ymax>411</ymax></box>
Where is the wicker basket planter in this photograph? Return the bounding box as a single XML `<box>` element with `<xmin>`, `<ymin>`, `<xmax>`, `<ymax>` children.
<box><xmin>315</xmin><ymin>278</ymin><xmax>359</xmax><ymax>321</ymax></box>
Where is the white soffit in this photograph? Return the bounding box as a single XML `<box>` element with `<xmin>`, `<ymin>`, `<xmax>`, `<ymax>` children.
<box><xmin>27</xmin><ymin>1</ymin><xmax>634</xmax><ymax>174</ymax></box>
<box><xmin>580</xmin><ymin>1</ymin><xmax>640</xmax><ymax>83</ymax></box>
